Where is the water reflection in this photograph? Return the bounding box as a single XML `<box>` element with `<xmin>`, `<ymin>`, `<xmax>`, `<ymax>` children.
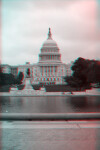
<box><xmin>0</xmin><ymin>96</ymin><xmax>100</xmax><ymax>113</ymax></box>
<box><xmin>69</xmin><ymin>96</ymin><xmax>100</xmax><ymax>112</ymax></box>
<box><xmin>69</xmin><ymin>96</ymin><xmax>87</xmax><ymax>112</ymax></box>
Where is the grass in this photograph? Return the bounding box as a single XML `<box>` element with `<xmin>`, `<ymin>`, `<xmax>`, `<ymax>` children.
<box><xmin>0</xmin><ymin>84</ymin><xmax>25</xmax><ymax>92</ymax></box>
<box><xmin>32</xmin><ymin>84</ymin><xmax>86</xmax><ymax>92</ymax></box>
<box><xmin>0</xmin><ymin>84</ymin><xmax>89</xmax><ymax>92</ymax></box>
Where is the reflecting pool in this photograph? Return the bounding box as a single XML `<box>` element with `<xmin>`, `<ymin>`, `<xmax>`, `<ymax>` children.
<box><xmin>0</xmin><ymin>96</ymin><xmax>100</xmax><ymax>113</ymax></box>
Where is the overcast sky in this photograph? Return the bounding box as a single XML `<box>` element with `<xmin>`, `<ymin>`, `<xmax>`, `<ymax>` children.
<box><xmin>1</xmin><ymin>0</ymin><xmax>100</xmax><ymax>65</ymax></box>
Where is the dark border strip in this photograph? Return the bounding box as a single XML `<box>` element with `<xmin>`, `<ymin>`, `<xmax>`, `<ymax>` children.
<box><xmin>1</xmin><ymin>113</ymin><xmax>100</xmax><ymax>121</ymax></box>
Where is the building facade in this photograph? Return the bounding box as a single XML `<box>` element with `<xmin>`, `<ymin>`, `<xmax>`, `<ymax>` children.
<box><xmin>1</xmin><ymin>28</ymin><xmax>72</xmax><ymax>85</ymax></box>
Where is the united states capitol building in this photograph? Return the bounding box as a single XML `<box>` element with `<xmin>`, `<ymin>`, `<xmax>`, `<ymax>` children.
<box><xmin>1</xmin><ymin>28</ymin><xmax>72</xmax><ymax>85</ymax></box>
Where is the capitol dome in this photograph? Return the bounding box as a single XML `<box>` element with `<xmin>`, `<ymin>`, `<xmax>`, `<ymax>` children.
<box><xmin>42</xmin><ymin>28</ymin><xmax>58</xmax><ymax>48</ymax></box>
<box><xmin>43</xmin><ymin>39</ymin><xmax>58</xmax><ymax>47</ymax></box>
<box><xmin>39</xmin><ymin>28</ymin><xmax>61</xmax><ymax>64</ymax></box>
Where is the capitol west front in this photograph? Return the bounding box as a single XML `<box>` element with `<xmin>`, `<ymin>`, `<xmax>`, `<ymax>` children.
<box><xmin>1</xmin><ymin>28</ymin><xmax>72</xmax><ymax>85</ymax></box>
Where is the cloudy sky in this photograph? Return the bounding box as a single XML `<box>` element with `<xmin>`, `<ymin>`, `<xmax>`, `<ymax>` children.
<box><xmin>1</xmin><ymin>0</ymin><xmax>100</xmax><ymax>65</ymax></box>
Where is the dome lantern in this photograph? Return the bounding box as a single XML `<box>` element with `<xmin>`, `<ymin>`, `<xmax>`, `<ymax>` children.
<box><xmin>47</xmin><ymin>28</ymin><xmax>52</xmax><ymax>39</ymax></box>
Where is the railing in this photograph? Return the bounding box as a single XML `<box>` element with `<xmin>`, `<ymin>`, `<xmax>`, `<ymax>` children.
<box><xmin>1</xmin><ymin>113</ymin><xmax>100</xmax><ymax>121</ymax></box>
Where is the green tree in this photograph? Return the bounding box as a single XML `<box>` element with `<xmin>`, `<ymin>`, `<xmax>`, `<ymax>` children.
<box><xmin>16</xmin><ymin>72</ymin><xmax>24</xmax><ymax>84</ymax></box>
<box><xmin>88</xmin><ymin>60</ymin><xmax>100</xmax><ymax>85</ymax></box>
<box><xmin>0</xmin><ymin>73</ymin><xmax>16</xmax><ymax>86</ymax></box>
<box><xmin>64</xmin><ymin>57</ymin><xmax>91</xmax><ymax>90</ymax></box>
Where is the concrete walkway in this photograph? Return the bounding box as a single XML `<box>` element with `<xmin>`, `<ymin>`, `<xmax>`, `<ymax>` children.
<box><xmin>1</xmin><ymin>120</ymin><xmax>100</xmax><ymax>150</ymax></box>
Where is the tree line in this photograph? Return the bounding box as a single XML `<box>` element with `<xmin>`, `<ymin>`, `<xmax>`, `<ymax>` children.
<box><xmin>64</xmin><ymin>57</ymin><xmax>100</xmax><ymax>90</ymax></box>
<box><xmin>0</xmin><ymin>71</ymin><xmax>24</xmax><ymax>86</ymax></box>
<box><xmin>0</xmin><ymin>58</ymin><xmax>100</xmax><ymax>89</ymax></box>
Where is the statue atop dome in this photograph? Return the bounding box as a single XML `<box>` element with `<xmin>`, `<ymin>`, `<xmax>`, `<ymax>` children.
<box><xmin>48</xmin><ymin>28</ymin><xmax>52</xmax><ymax>39</ymax></box>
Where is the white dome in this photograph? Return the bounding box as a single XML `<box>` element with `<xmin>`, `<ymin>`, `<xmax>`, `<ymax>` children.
<box><xmin>42</xmin><ymin>28</ymin><xmax>59</xmax><ymax>48</ymax></box>
<box><xmin>42</xmin><ymin>39</ymin><xmax>58</xmax><ymax>47</ymax></box>
<box><xmin>39</xmin><ymin>28</ymin><xmax>62</xmax><ymax>63</ymax></box>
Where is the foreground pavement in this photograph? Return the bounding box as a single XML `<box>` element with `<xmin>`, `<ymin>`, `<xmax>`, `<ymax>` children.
<box><xmin>0</xmin><ymin>120</ymin><xmax>100</xmax><ymax>150</ymax></box>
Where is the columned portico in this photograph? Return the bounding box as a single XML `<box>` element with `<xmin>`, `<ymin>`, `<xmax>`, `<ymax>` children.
<box><xmin>40</xmin><ymin>65</ymin><xmax>58</xmax><ymax>77</ymax></box>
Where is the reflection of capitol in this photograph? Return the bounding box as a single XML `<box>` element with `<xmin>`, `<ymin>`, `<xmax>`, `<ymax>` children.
<box><xmin>1</xmin><ymin>28</ymin><xmax>72</xmax><ymax>85</ymax></box>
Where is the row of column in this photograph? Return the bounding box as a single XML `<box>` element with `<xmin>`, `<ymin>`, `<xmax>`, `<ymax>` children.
<box><xmin>41</xmin><ymin>49</ymin><xmax>58</xmax><ymax>53</ymax></box>
<box><xmin>40</xmin><ymin>55</ymin><xmax>60</xmax><ymax>61</ymax></box>
<box><xmin>41</xmin><ymin>66</ymin><xmax>58</xmax><ymax>76</ymax></box>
